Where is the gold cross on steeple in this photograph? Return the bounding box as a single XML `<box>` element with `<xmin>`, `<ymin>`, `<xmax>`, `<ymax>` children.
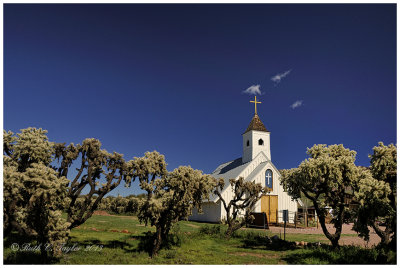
<box><xmin>250</xmin><ymin>96</ymin><xmax>261</xmax><ymax>114</ymax></box>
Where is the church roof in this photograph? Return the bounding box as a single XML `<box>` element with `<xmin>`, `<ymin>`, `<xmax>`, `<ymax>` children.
<box><xmin>211</xmin><ymin>157</ymin><xmax>250</xmax><ymax>184</ymax></box>
<box><xmin>244</xmin><ymin>114</ymin><xmax>269</xmax><ymax>134</ymax></box>
<box><xmin>207</xmin><ymin>151</ymin><xmax>282</xmax><ymax>203</ymax></box>
<box><xmin>206</xmin><ymin>157</ymin><xmax>252</xmax><ymax>202</ymax></box>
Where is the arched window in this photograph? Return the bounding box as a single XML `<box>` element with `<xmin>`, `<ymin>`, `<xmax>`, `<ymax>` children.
<box><xmin>265</xmin><ymin>169</ymin><xmax>273</xmax><ymax>189</ymax></box>
<box><xmin>246</xmin><ymin>140</ymin><xmax>250</xmax><ymax>146</ymax></box>
<box><xmin>258</xmin><ymin>139</ymin><xmax>264</xmax><ymax>145</ymax></box>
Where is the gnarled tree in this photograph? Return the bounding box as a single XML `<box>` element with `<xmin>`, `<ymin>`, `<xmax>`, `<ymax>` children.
<box><xmin>98</xmin><ymin>195</ymin><xmax>140</xmax><ymax>215</ymax></box>
<box><xmin>22</xmin><ymin>163</ymin><xmax>70</xmax><ymax>261</ymax></box>
<box><xmin>3</xmin><ymin>128</ymin><xmax>70</xmax><ymax>262</ymax></box>
<box><xmin>4</xmin><ymin>128</ymin><xmax>56</xmax><ymax>235</ymax></box>
<box><xmin>280</xmin><ymin>144</ymin><xmax>361</xmax><ymax>248</ymax></box>
<box><xmin>213</xmin><ymin>177</ymin><xmax>268</xmax><ymax>239</ymax></box>
<box><xmin>353</xmin><ymin>142</ymin><xmax>396</xmax><ymax>246</ymax></box>
<box><xmin>128</xmin><ymin>151</ymin><xmax>215</xmax><ymax>257</ymax></box>
<box><xmin>4</xmin><ymin>128</ymin><xmax>134</xmax><ymax>234</ymax></box>
<box><xmin>54</xmin><ymin>138</ymin><xmax>135</xmax><ymax>229</ymax></box>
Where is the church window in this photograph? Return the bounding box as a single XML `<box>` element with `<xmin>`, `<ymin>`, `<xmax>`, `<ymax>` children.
<box><xmin>258</xmin><ymin>139</ymin><xmax>264</xmax><ymax>145</ymax></box>
<box><xmin>246</xmin><ymin>140</ymin><xmax>249</xmax><ymax>146</ymax></box>
<box><xmin>265</xmin><ymin>169</ymin><xmax>273</xmax><ymax>189</ymax></box>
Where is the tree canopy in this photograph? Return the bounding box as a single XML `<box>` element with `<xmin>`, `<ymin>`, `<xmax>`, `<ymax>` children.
<box><xmin>3</xmin><ymin>128</ymin><xmax>70</xmax><ymax>261</ymax></box>
<box><xmin>353</xmin><ymin>142</ymin><xmax>396</xmax><ymax>246</ymax></box>
<box><xmin>127</xmin><ymin>151</ymin><xmax>215</xmax><ymax>257</ymax></box>
<box><xmin>54</xmin><ymin>138</ymin><xmax>135</xmax><ymax>229</ymax></box>
<box><xmin>3</xmin><ymin>127</ymin><xmax>135</xmax><ymax>261</ymax></box>
<box><xmin>280</xmin><ymin>144</ymin><xmax>361</xmax><ymax>248</ymax></box>
<box><xmin>213</xmin><ymin>177</ymin><xmax>268</xmax><ymax>239</ymax></box>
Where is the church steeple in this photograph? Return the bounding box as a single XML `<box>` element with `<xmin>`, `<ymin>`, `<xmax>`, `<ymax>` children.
<box><xmin>244</xmin><ymin>113</ymin><xmax>269</xmax><ymax>134</ymax></box>
<box><xmin>242</xmin><ymin>97</ymin><xmax>271</xmax><ymax>163</ymax></box>
<box><xmin>244</xmin><ymin>96</ymin><xmax>269</xmax><ymax>133</ymax></box>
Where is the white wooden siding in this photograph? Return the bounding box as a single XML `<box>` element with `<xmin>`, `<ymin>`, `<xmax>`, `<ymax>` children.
<box><xmin>189</xmin><ymin>201</ymin><xmax>221</xmax><ymax>223</ymax></box>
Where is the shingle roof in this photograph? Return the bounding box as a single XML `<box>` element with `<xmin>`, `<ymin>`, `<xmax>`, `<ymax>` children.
<box><xmin>244</xmin><ymin>114</ymin><xmax>269</xmax><ymax>134</ymax></box>
<box><xmin>211</xmin><ymin>157</ymin><xmax>251</xmax><ymax>184</ymax></box>
<box><xmin>206</xmin><ymin>157</ymin><xmax>252</xmax><ymax>202</ymax></box>
<box><xmin>207</xmin><ymin>152</ymin><xmax>282</xmax><ymax>203</ymax></box>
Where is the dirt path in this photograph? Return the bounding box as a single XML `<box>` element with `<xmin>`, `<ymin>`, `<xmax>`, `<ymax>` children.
<box><xmin>93</xmin><ymin>210</ymin><xmax>137</xmax><ymax>219</ymax></box>
<box><xmin>267</xmin><ymin>223</ymin><xmax>380</xmax><ymax>248</ymax></box>
<box><xmin>93</xmin><ymin>210</ymin><xmax>113</xmax><ymax>216</ymax></box>
<box><xmin>183</xmin><ymin>223</ymin><xmax>200</xmax><ymax>229</ymax></box>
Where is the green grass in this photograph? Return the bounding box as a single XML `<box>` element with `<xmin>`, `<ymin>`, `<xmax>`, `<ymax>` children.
<box><xmin>3</xmin><ymin>214</ymin><xmax>395</xmax><ymax>264</ymax></box>
<box><xmin>283</xmin><ymin>245</ymin><xmax>397</xmax><ymax>264</ymax></box>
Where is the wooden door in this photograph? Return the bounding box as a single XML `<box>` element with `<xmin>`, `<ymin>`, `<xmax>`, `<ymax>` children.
<box><xmin>261</xmin><ymin>195</ymin><xmax>278</xmax><ymax>223</ymax></box>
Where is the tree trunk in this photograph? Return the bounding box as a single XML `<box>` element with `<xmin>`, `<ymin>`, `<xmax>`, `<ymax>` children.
<box><xmin>372</xmin><ymin>221</ymin><xmax>392</xmax><ymax>245</ymax></box>
<box><xmin>151</xmin><ymin>226</ymin><xmax>163</xmax><ymax>257</ymax></box>
<box><xmin>330</xmin><ymin>237</ymin><xmax>340</xmax><ymax>249</ymax></box>
<box><xmin>40</xmin><ymin>245</ymin><xmax>48</xmax><ymax>264</ymax></box>
<box><xmin>225</xmin><ymin>216</ymin><xmax>237</xmax><ymax>239</ymax></box>
<box><xmin>225</xmin><ymin>226</ymin><xmax>234</xmax><ymax>239</ymax></box>
<box><xmin>313</xmin><ymin>201</ymin><xmax>342</xmax><ymax>248</ymax></box>
<box><xmin>39</xmin><ymin>235</ymin><xmax>48</xmax><ymax>264</ymax></box>
<box><xmin>225</xmin><ymin>221</ymin><xmax>244</xmax><ymax>239</ymax></box>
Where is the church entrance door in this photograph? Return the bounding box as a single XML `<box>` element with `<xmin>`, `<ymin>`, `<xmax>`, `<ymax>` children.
<box><xmin>261</xmin><ymin>195</ymin><xmax>278</xmax><ymax>223</ymax></box>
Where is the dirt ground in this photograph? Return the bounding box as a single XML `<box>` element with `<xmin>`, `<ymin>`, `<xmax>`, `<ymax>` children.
<box><xmin>93</xmin><ymin>210</ymin><xmax>113</xmax><ymax>216</ymax></box>
<box><xmin>268</xmin><ymin>223</ymin><xmax>380</xmax><ymax>248</ymax></box>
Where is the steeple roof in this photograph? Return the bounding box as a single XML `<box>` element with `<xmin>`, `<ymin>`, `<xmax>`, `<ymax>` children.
<box><xmin>244</xmin><ymin>114</ymin><xmax>269</xmax><ymax>133</ymax></box>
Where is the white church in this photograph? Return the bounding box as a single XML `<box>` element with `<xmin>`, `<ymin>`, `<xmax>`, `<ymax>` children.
<box><xmin>190</xmin><ymin>96</ymin><xmax>298</xmax><ymax>224</ymax></box>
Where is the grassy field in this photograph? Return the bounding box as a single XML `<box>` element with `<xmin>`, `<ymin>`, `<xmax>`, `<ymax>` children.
<box><xmin>3</xmin><ymin>213</ymin><xmax>395</xmax><ymax>264</ymax></box>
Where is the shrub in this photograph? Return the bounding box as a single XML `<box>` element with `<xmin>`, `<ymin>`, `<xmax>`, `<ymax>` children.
<box><xmin>284</xmin><ymin>245</ymin><xmax>396</xmax><ymax>264</ymax></box>
<box><xmin>199</xmin><ymin>225</ymin><xmax>222</xmax><ymax>236</ymax></box>
<box><xmin>165</xmin><ymin>250</ymin><xmax>177</xmax><ymax>259</ymax></box>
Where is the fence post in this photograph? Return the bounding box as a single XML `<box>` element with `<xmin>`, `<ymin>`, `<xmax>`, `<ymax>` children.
<box><xmin>263</xmin><ymin>212</ymin><xmax>265</xmax><ymax>230</ymax></box>
<box><xmin>306</xmin><ymin>210</ymin><xmax>308</xmax><ymax>227</ymax></box>
<box><xmin>295</xmin><ymin>212</ymin><xmax>297</xmax><ymax>229</ymax></box>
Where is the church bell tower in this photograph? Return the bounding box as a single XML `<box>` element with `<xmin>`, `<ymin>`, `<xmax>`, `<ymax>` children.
<box><xmin>242</xmin><ymin>96</ymin><xmax>271</xmax><ymax>163</ymax></box>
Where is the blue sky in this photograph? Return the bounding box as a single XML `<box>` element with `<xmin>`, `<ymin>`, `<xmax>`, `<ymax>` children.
<box><xmin>4</xmin><ymin>4</ymin><xmax>396</xmax><ymax>196</ymax></box>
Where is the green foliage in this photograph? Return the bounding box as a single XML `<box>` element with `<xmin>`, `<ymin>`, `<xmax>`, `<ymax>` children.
<box><xmin>98</xmin><ymin>195</ymin><xmax>140</xmax><ymax>215</ymax></box>
<box><xmin>199</xmin><ymin>225</ymin><xmax>222</xmax><ymax>236</ymax></box>
<box><xmin>284</xmin><ymin>245</ymin><xmax>396</xmax><ymax>264</ymax></box>
<box><xmin>23</xmin><ymin>164</ymin><xmax>71</xmax><ymax>256</ymax></box>
<box><xmin>280</xmin><ymin>144</ymin><xmax>361</xmax><ymax>248</ymax></box>
<box><xmin>4</xmin><ymin>127</ymin><xmax>136</xmax><ymax>261</ymax></box>
<box><xmin>353</xmin><ymin>142</ymin><xmax>396</xmax><ymax>246</ymax></box>
<box><xmin>3</xmin><ymin>157</ymin><xmax>25</xmax><ymax>233</ymax></box>
<box><xmin>55</xmin><ymin>137</ymin><xmax>135</xmax><ymax>229</ymax></box>
<box><xmin>3</xmin><ymin>129</ymin><xmax>70</xmax><ymax>261</ymax></box>
<box><xmin>213</xmin><ymin>177</ymin><xmax>268</xmax><ymax>239</ymax></box>
<box><xmin>370</xmin><ymin>142</ymin><xmax>397</xmax><ymax>187</ymax></box>
<box><xmin>164</xmin><ymin>249</ymin><xmax>177</xmax><ymax>259</ymax></box>
<box><xmin>127</xmin><ymin>151</ymin><xmax>216</xmax><ymax>257</ymax></box>
<box><xmin>4</xmin><ymin>128</ymin><xmax>54</xmax><ymax>172</ymax></box>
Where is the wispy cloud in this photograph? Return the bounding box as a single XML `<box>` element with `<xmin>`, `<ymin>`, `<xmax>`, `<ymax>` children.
<box><xmin>290</xmin><ymin>100</ymin><xmax>303</xmax><ymax>109</ymax></box>
<box><xmin>243</xmin><ymin>84</ymin><xmax>262</xmax><ymax>95</ymax></box>
<box><xmin>271</xmin><ymin>69</ymin><xmax>291</xmax><ymax>84</ymax></box>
